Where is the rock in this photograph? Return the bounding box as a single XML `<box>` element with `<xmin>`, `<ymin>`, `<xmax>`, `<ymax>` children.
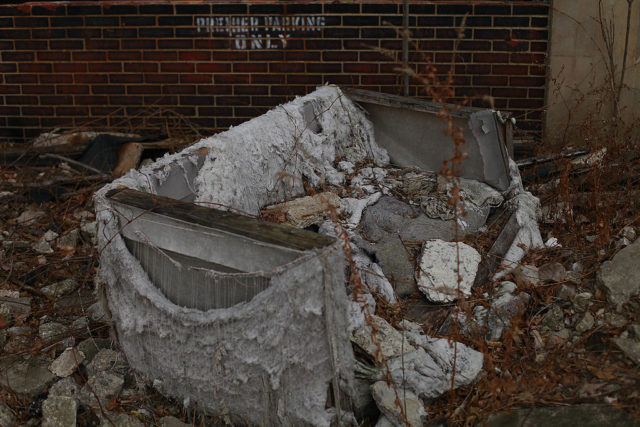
<box><xmin>359</xmin><ymin>196</ymin><xmax>455</xmax><ymax>243</ymax></box>
<box><xmin>39</xmin><ymin>322</ymin><xmax>67</xmax><ymax>342</ymax></box>
<box><xmin>376</xmin><ymin>415</ymin><xmax>395</xmax><ymax>427</ymax></box>
<box><xmin>605</xmin><ymin>312</ymin><xmax>627</xmax><ymax>328</ymax></box>
<box><xmin>342</xmin><ymin>193</ymin><xmax>383</xmax><ymax>228</ymax></box>
<box><xmin>352</xmin><ymin>315</ymin><xmax>416</xmax><ymax>360</ymax></box>
<box><xmin>613</xmin><ymin>324</ymin><xmax>640</xmax><ymax>365</ymax></box>
<box><xmin>573</xmin><ymin>292</ymin><xmax>592</xmax><ymax>312</ymax></box>
<box><xmin>87</xmin><ymin>302</ymin><xmax>108</xmax><ymax>322</ymax></box>
<box><xmin>556</xmin><ymin>284</ymin><xmax>577</xmax><ymax>301</ymax></box>
<box><xmin>371</xmin><ymin>381</ymin><xmax>428</xmax><ymax>427</ymax></box>
<box><xmin>80</xmin><ymin>221</ymin><xmax>97</xmax><ymax>241</ymax></box>
<box><xmin>542</xmin><ymin>305</ymin><xmax>564</xmax><ymax>331</ymax></box>
<box><xmin>538</xmin><ymin>262</ymin><xmax>566</xmax><ymax>283</ymax></box>
<box><xmin>0</xmin><ymin>296</ymin><xmax>32</xmax><ymax>314</ymax></box>
<box><xmin>72</xmin><ymin>316</ymin><xmax>89</xmax><ymax>331</ymax></box>
<box><xmin>79</xmin><ymin>372</ymin><xmax>124</xmax><ymax>408</ymax></box>
<box><xmin>512</xmin><ymin>264</ymin><xmax>539</xmax><ymax>287</ymax></box>
<box><xmin>16</xmin><ymin>208</ymin><xmax>45</xmax><ymax>225</ymax></box>
<box><xmin>0</xmin><ymin>402</ymin><xmax>15</xmax><ymax>427</ymax></box>
<box><xmin>351</xmin><ymin>377</ymin><xmax>378</xmax><ymax>421</ymax></box>
<box><xmin>262</xmin><ymin>192</ymin><xmax>344</xmax><ymax>228</ymax></box>
<box><xmin>49</xmin><ymin>348</ymin><xmax>85</xmax><ymax>377</ymax></box>
<box><xmin>159</xmin><ymin>416</ymin><xmax>191</xmax><ymax>427</ymax></box>
<box><xmin>575</xmin><ymin>312</ymin><xmax>594</xmax><ymax>334</ymax></box>
<box><xmin>0</xmin><ymin>355</ymin><xmax>55</xmax><ymax>397</ymax></box>
<box><xmin>96</xmin><ymin>411</ymin><xmax>144</xmax><ymax>427</ymax></box>
<box><xmin>87</xmin><ymin>349</ymin><xmax>128</xmax><ymax>377</ymax></box>
<box><xmin>77</xmin><ymin>338</ymin><xmax>112</xmax><ymax>363</ymax></box>
<box><xmin>388</xmin><ymin>349</ymin><xmax>448</xmax><ymax>399</ymax></box>
<box><xmin>483</xmin><ymin>404</ymin><xmax>640</xmax><ymax>427</ymax></box>
<box><xmin>57</xmin><ymin>229</ymin><xmax>79</xmax><ymax>250</ymax></box>
<box><xmin>42</xmin><ymin>396</ymin><xmax>77</xmax><ymax>427</ymax></box>
<box><xmin>416</xmin><ymin>240</ymin><xmax>481</xmax><ymax>303</ymax></box>
<box><xmin>597</xmin><ymin>239</ymin><xmax>640</xmax><ymax>305</ymax></box>
<box><xmin>34</xmin><ymin>237</ymin><xmax>54</xmax><ymax>254</ymax></box>
<box><xmin>41</xmin><ymin>279</ymin><xmax>80</xmax><ymax>297</ymax></box>
<box><xmin>475</xmin><ymin>291</ymin><xmax>531</xmax><ymax>340</ymax></box>
<box><xmin>49</xmin><ymin>377</ymin><xmax>82</xmax><ymax>400</ymax></box>
<box><xmin>7</xmin><ymin>325</ymin><xmax>31</xmax><ymax>336</ymax></box>
<box><xmin>353</xmin><ymin>251</ymin><xmax>396</xmax><ymax>304</ymax></box>
<box><xmin>373</xmin><ymin>236</ymin><xmax>417</xmax><ymax>297</ymax></box>
<box><xmin>347</xmin><ymin>292</ymin><xmax>376</xmax><ymax>332</ymax></box>
<box><xmin>621</xmin><ymin>226</ymin><xmax>636</xmax><ymax>241</ymax></box>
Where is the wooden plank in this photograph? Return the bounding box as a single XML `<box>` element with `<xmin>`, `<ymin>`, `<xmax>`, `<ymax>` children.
<box><xmin>106</xmin><ymin>188</ymin><xmax>336</xmax><ymax>251</ymax></box>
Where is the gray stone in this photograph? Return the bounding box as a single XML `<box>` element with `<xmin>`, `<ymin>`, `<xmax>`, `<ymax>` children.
<box><xmin>7</xmin><ymin>326</ymin><xmax>31</xmax><ymax>336</ymax></box>
<box><xmin>39</xmin><ymin>322</ymin><xmax>67</xmax><ymax>342</ymax></box>
<box><xmin>556</xmin><ymin>284</ymin><xmax>577</xmax><ymax>302</ymax></box>
<box><xmin>352</xmin><ymin>315</ymin><xmax>416</xmax><ymax>360</ymax></box>
<box><xmin>0</xmin><ymin>355</ymin><xmax>55</xmax><ymax>397</ymax></box>
<box><xmin>86</xmin><ymin>349</ymin><xmax>128</xmax><ymax>377</ymax></box>
<box><xmin>41</xmin><ymin>279</ymin><xmax>80</xmax><ymax>298</ymax></box>
<box><xmin>42</xmin><ymin>396</ymin><xmax>77</xmax><ymax>427</ymax></box>
<box><xmin>96</xmin><ymin>412</ymin><xmax>144</xmax><ymax>427</ymax></box>
<box><xmin>573</xmin><ymin>292</ymin><xmax>592</xmax><ymax>312</ymax></box>
<box><xmin>359</xmin><ymin>196</ymin><xmax>455</xmax><ymax>244</ymax></box>
<box><xmin>71</xmin><ymin>316</ymin><xmax>89</xmax><ymax>332</ymax></box>
<box><xmin>605</xmin><ymin>312</ymin><xmax>627</xmax><ymax>328</ymax></box>
<box><xmin>16</xmin><ymin>208</ymin><xmax>44</xmax><ymax>225</ymax></box>
<box><xmin>575</xmin><ymin>312</ymin><xmax>595</xmax><ymax>334</ymax></box>
<box><xmin>79</xmin><ymin>372</ymin><xmax>124</xmax><ymax>408</ymax></box>
<box><xmin>475</xmin><ymin>291</ymin><xmax>531</xmax><ymax>340</ymax></box>
<box><xmin>353</xmin><ymin>251</ymin><xmax>397</xmax><ymax>304</ymax></box>
<box><xmin>34</xmin><ymin>237</ymin><xmax>54</xmax><ymax>254</ymax></box>
<box><xmin>371</xmin><ymin>381</ymin><xmax>427</xmax><ymax>427</ymax></box>
<box><xmin>542</xmin><ymin>305</ymin><xmax>565</xmax><ymax>332</ymax></box>
<box><xmin>596</xmin><ymin>238</ymin><xmax>640</xmax><ymax>305</ymax></box>
<box><xmin>49</xmin><ymin>348</ymin><xmax>85</xmax><ymax>377</ymax></box>
<box><xmin>373</xmin><ymin>236</ymin><xmax>418</xmax><ymax>297</ymax></box>
<box><xmin>512</xmin><ymin>264</ymin><xmax>539</xmax><ymax>287</ymax></box>
<box><xmin>351</xmin><ymin>377</ymin><xmax>378</xmax><ymax>421</ymax></box>
<box><xmin>538</xmin><ymin>262</ymin><xmax>566</xmax><ymax>283</ymax></box>
<box><xmin>80</xmin><ymin>221</ymin><xmax>97</xmax><ymax>240</ymax></box>
<box><xmin>49</xmin><ymin>377</ymin><xmax>82</xmax><ymax>400</ymax></box>
<box><xmin>376</xmin><ymin>415</ymin><xmax>395</xmax><ymax>427</ymax></box>
<box><xmin>87</xmin><ymin>302</ymin><xmax>107</xmax><ymax>322</ymax></box>
<box><xmin>159</xmin><ymin>416</ymin><xmax>191</xmax><ymax>427</ymax></box>
<box><xmin>0</xmin><ymin>296</ymin><xmax>31</xmax><ymax>314</ymax></box>
<box><xmin>0</xmin><ymin>402</ymin><xmax>15</xmax><ymax>427</ymax></box>
<box><xmin>57</xmin><ymin>229</ymin><xmax>79</xmax><ymax>250</ymax></box>
<box><xmin>77</xmin><ymin>338</ymin><xmax>112</xmax><ymax>363</ymax></box>
<box><xmin>417</xmin><ymin>240</ymin><xmax>481</xmax><ymax>303</ymax></box>
<box><xmin>483</xmin><ymin>404</ymin><xmax>640</xmax><ymax>427</ymax></box>
<box><xmin>621</xmin><ymin>226</ymin><xmax>636</xmax><ymax>241</ymax></box>
<box><xmin>613</xmin><ymin>324</ymin><xmax>640</xmax><ymax>365</ymax></box>
<box><xmin>262</xmin><ymin>192</ymin><xmax>344</xmax><ymax>228</ymax></box>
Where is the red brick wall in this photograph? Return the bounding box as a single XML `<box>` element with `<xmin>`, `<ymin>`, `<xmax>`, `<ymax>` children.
<box><xmin>0</xmin><ymin>1</ymin><xmax>550</xmax><ymax>143</ymax></box>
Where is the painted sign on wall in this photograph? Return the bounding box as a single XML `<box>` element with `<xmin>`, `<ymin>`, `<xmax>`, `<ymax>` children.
<box><xmin>196</xmin><ymin>16</ymin><xmax>326</xmax><ymax>49</ymax></box>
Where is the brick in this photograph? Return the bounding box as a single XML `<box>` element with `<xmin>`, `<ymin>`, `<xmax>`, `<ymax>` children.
<box><xmin>198</xmin><ymin>85</ymin><xmax>232</xmax><ymax>95</ymax></box>
<box><xmin>323</xmin><ymin>51</ymin><xmax>358</xmax><ymax>61</ymax></box>
<box><xmin>19</xmin><ymin>63</ymin><xmax>52</xmax><ymax>73</ymax></box>
<box><xmin>93</xmin><ymin>85</ymin><xmax>125</xmax><ymax>94</ymax></box>
<box><xmin>287</xmin><ymin>74</ymin><xmax>322</xmax><ymax>84</ymax></box>
<box><xmin>324</xmin><ymin>28</ymin><xmax>359</xmax><ymax>39</ymax></box>
<box><xmin>513</xmin><ymin>5</ymin><xmax>549</xmax><ymax>15</ymax></box>
<box><xmin>531</xmin><ymin>42</ymin><xmax>548</xmax><ymax>52</ymax></box>
<box><xmin>72</xmin><ymin>51</ymin><xmax>107</xmax><ymax>61</ymax></box>
<box><xmin>13</xmin><ymin>40</ymin><xmax>44</xmax><ymax>50</ymax></box>
<box><xmin>532</xmin><ymin>17</ymin><xmax>549</xmax><ymax>28</ymax></box>
<box><xmin>511</xmin><ymin>53</ymin><xmax>546</xmax><ymax>64</ymax></box>
<box><xmin>140</xmin><ymin>28</ymin><xmax>173</xmax><ymax>38</ymax></box>
<box><xmin>343</xmin><ymin>16</ymin><xmax>379</xmax><ymax>26</ymax></box>
<box><xmin>216</xmin><ymin>96</ymin><xmax>250</xmax><ymax>106</ymax></box>
<box><xmin>285</xmin><ymin>51</ymin><xmax>321</xmax><ymax>62</ymax></box>
<box><xmin>456</xmin><ymin>64</ymin><xmax>491</xmax><ymax>74</ymax></box>
<box><xmin>109</xmin><ymin>95</ymin><xmax>143</xmax><ymax>105</ymax></box>
<box><xmin>307</xmin><ymin>63</ymin><xmax>341</xmax><ymax>73</ymax></box>
<box><xmin>128</xmin><ymin>85</ymin><xmax>161</xmax><ymax>95</ymax></box>
<box><xmin>67</xmin><ymin>28</ymin><xmax>101</xmax><ymax>39</ymax></box>
<box><xmin>66</xmin><ymin>5</ymin><xmax>100</xmax><ymax>15</ymax></box>
<box><xmin>51</xmin><ymin>17</ymin><xmax>83</xmax><ymax>27</ymax></box>
<box><xmin>91</xmin><ymin>106</ymin><xmax>123</xmax><ymax>116</ymax></box>
<box><xmin>0</xmin><ymin>85</ymin><xmax>19</xmax><ymax>94</ymax></box>
<box><xmin>31</xmin><ymin>28</ymin><xmax>65</xmax><ymax>39</ymax></box>
<box><xmin>50</xmin><ymin>39</ymin><xmax>83</xmax><ymax>50</ymax></box>
<box><xmin>210</xmin><ymin>4</ymin><xmax>247</xmax><ymax>14</ymax></box>
<box><xmin>474</xmin><ymin>52</ymin><xmax>509</xmax><ymax>63</ymax></box>
<box><xmin>109</xmin><ymin>51</ymin><xmax>141</xmax><ymax>61</ymax></box>
<box><xmin>493</xmin><ymin>64</ymin><xmax>529</xmax><ymax>75</ymax></box>
<box><xmin>146</xmin><ymin>74</ymin><xmax>178</xmax><ymax>84</ymax></box>
<box><xmin>40</xmin><ymin>95</ymin><xmax>73</xmax><ymax>105</ymax></box>
<box><xmin>361</xmin><ymin>28</ymin><xmax>397</xmax><ymax>38</ymax></box>
<box><xmin>269</xmin><ymin>62</ymin><xmax>305</xmax><ymax>73</ymax></box>
<box><xmin>363</xmin><ymin>4</ymin><xmax>397</xmax><ymax>14</ymax></box>
<box><xmin>473</xmin><ymin>75</ymin><xmax>508</xmax><ymax>86</ymax></box>
<box><xmin>457</xmin><ymin>40</ymin><xmax>492</xmax><ymax>51</ymax></box>
<box><xmin>6</xmin><ymin>74</ymin><xmax>37</xmax><ymax>83</ymax></box>
<box><xmin>88</xmin><ymin>63</ymin><xmax>120</xmax><ymax>72</ymax></box>
<box><xmin>459</xmin><ymin>16</ymin><xmax>492</xmax><ymax>27</ymax></box>
<box><xmin>103</xmin><ymin>4</ymin><xmax>137</xmax><ymax>15</ymax></box>
<box><xmin>510</xmin><ymin>76</ymin><xmax>546</xmax><ymax>87</ymax></box>
<box><xmin>86</xmin><ymin>39</ymin><xmax>119</xmax><ymax>50</ymax></box>
<box><xmin>475</xmin><ymin>4</ymin><xmax>511</xmax><ymax>15</ymax></box>
<box><xmin>103</xmin><ymin>28</ymin><xmax>137</xmax><ymax>38</ymax></box>
<box><xmin>344</xmin><ymin>63</ymin><xmax>378</xmax><ymax>73</ymax></box>
<box><xmin>161</xmin><ymin>63</ymin><xmax>194</xmax><ymax>73</ymax></box>
<box><xmin>233</xmin><ymin>85</ymin><xmax>268</xmax><ymax>95</ymax></box>
<box><xmin>493</xmin><ymin>88</ymin><xmax>527</xmax><ymax>98</ymax></box>
<box><xmin>409</xmin><ymin>4</ymin><xmax>435</xmax><ymax>14</ymax></box>
<box><xmin>418</xmin><ymin>16</ymin><xmax>454</xmax><ymax>26</ymax></box>
<box><xmin>361</xmin><ymin>75</ymin><xmax>397</xmax><ymax>85</ymax></box>
<box><xmin>234</xmin><ymin>63</ymin><xmax>268</xmax><ymax>73</ymax></box>
<box><xmin>139</xmin><ymin>4</ymin><xmax>173</xmax><ymax>15</ymax></box>
<box><xmin>494</xmin><ymin>17</ymin><xmax>530</xmax><ymax>27</ymax></box>
<box><xmin>163</xmin><ymin>85</ymin><xmax>196</xmax><ymax>94</ymax></box>
<box><xmin>195</xmin><ymin>39</ymin><xmax>229</xmax><ymax>50</ymax></box>
<box><xmin>110</xmin><ymin>74</ymin><xmax>144</xmax><ymax>84</ymax></box>
<box><xmin>74</xmin><ymin>74</ymin><xmax>107</xmax><ymax>84</ymax></box>
<box><xmin>251</xmin><ymin>74</ymin><xmax>286</xmax><ymax>84</ymax></box>
<box><xmin>8</xmin><ymin>117</ymin><xmax>40</xmax><ymax>127</ymax></box>
<box><xmin>143</xmin><ymin>51</ymin><xmax>177</xmax><ymax>61</ymax></box>
<box><xmin>2</xmin><ymin>51</ymin><xmax>34</xmax><ymax>61</ymax></box>
<box><xmin>125</xmin><ymin>63</ymin><xmax>158</xmax><ymax>73</ymax></box>
<box><xmin>199</xmin><ymin>106</ymin><xmax>233</xmax><ymax>116</ymax></box>
<box><xmin>215</xmin><ymin>74</ymin><xmax>250</xmax><ymax>84</ymax></box>
<box><xmin>31</xmin><ymin>6</ymin><xmax>66</xmax><ymax>16</ymax></box>
<box><xmin>14</xmin><ymin>17</ymin><xmax>48</xmax><ymax>27</ymax></box>
<box><xmin>85</xmin><ymin>16</ymin><xmax>119</xmax><ymax>26</ymax></box>
<box><xmin>513</xmin><ymin>29</ymin><xmax>548</xmax><ymax>41</ymax></box>
<box><xmin>22</xmin><ymin>106</ymin><xmax>53</xmax><ymax>115</ymax></box>
<box><xmin>122</xmin><ymin>16</ymin><xmax>156</xmax><ymax>26</ymax></box>
<box><xmin>180</xmin><ymin>95</ymin><xmax>215</xmax><ymax>106</ymax></box>
<box><xmin>196</xmin><ymin>63</ymin><xmax>231</xmax><ymax>73</ymax></box>
<box><xmin>474</xmin><ymin>29</ymin><xmax>510</xmax><ymax>40</ymax></box>
<box><xmin>325</xmin><ymin>3</ymin><xmax>360</xmax><ymax>14</ymax></box>
<box><xmin>493</xmin><ymin>40</ymin><xmax>529</xmax><ymax>52</ymax></box>
<box><xmin>179</xmin><ymin>51</ymin><xmax>210</xmax><ymax>61</ymax></box>
<box><xmin>437</xmin><ymin>4</ymin><xmax>472</xmax><ymax>14</ymax></box>
<box><xmin>0</xmin><ymin>28</ymin><xmax>29</xmax><ymax>39</ymax></box>
<box><xmin>0</xmin><ymin>63</ymin><xmax>17</xmax><ymax>72</ymax></box>
<box><xmin>176</xmin><ymin>28</ymin><xmax>201</xmax><ymax>38</ymax></box>
<box><xmin>306</xmin><ymin>39</ymin><xmax>341</xmax><ymax>50</ymax></box>
<box><xmin>180</xmin><ymin>74</ymin><xmax>213</xmax><ymax>84</ymax></box>
<box><xmin>529</xmin><ymin>88</ymin><xmax>546</xmax><ymax>98</ymax></box>
<box><xmin>57</xmin><ymin>85</ymin><xmax>89</xmax><ymax>94</ymax></box>
<box><xmin>176</xmin><ymin>4</ymin><xmax>211</xmax><ymax>14</ymax></box>
<box><xmin>158</xmin><ymin>39</ymin><xmax>193</xmax><ymax>49</ymax></box>
<box><xmin>410</xmin><ymin>28</ymin><xmax>434</xmax><ymax>38</ymax></box>
<box><xmin>56</xmin><ymin>106</ymin><xmax>88</xmax><ymax>116</ymax></box>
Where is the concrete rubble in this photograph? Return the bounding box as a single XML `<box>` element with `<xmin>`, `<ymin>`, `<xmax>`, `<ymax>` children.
<box><xmin>93</xmin><ymin>86</ymin><xmax>545</xmax><ymax>424</ymax></box>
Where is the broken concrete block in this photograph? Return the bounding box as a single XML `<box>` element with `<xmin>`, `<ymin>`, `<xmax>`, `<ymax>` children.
<box><xmin>597</xmin><ymin>238</ymin><xmax>640</xmax><ymax>306</ymax></box>
<box><xmin>41</xmin><ymin>278</ymin><xmax>80</xmax><ymax>297</ymax></box>
<box><xmin>352</xmin><ymin>314</ymin><xmax>415</xmax><ymax>360</ymax></box>
<box><xmin>417</xmin><ymin>240</ymin><xmax>481</xmax><ymax>303</ymax></box>
<box><xmin>371</xmin><ymin>381</ymin><xmax>428</xmax><ymax>427</ymax></box>
<box><xmin>262</xmin><ymin>192</ymin><xmax>344</xmax><ymax>228</ymax></box>
<box><xmin>613</xmin><ymin>324</ymin><xmax>640</xmax><ymax>365</ymax></box>
<box><xmin>0</xmin><ymin>355</ymin><xmax>55</xmax><ymax>397</ymax></box>
<box><xmin>42</xmin><ymin>396</ymin><xmax>77</xmax><ymax>427</ymax></box>
<box><xmin>373</xmin><ymin>236</ymin><xmax>417</xmax><ymax>298</ymax></box>
<box><xmin>352</xmin><ymin>250</ymin><xmax>396</xmax><ymax>304</ymax></box>
<box><xmin>49</xmin><ymin>348</ymin><xmax>85</xmax><ymax>378</ymax></box>
<box><xmin>512</xmin><ymin>264</ymin><xmax>540</xmax><ymax>287</ymax></box>
<box><xmin>538</xmin><ymin>262</ymin><xmax>566</xmax><ymax>283</ymax></box>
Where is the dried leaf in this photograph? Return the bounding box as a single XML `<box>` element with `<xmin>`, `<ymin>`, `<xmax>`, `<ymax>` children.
<box><xmin>587</xmin><ymin>365</ymin><xmax>616</xmax><ymax>380</ymax></box>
